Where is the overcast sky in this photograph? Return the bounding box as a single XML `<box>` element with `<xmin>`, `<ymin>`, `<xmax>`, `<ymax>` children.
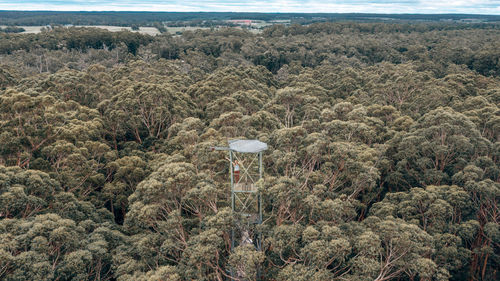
<box><xmin>1</xmin><ymin>1</ymin><xmax>499</xmax><ymax>14</ymax></box>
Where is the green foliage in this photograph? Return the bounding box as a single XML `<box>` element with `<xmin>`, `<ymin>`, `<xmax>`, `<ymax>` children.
<box><xmin>1</xmin><ymin>21</ymin><xmax>499</xmax><ymax>281</ymax></box>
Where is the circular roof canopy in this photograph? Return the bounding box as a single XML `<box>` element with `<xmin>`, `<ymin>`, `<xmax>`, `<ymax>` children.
<box><xmin>229</xmin><ymin>139</ymin><xmax>268</xmax><ymax>153</ymax></box>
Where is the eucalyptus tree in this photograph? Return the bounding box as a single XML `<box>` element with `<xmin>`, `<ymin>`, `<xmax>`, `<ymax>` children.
<box><xmin>390</xmin><ymin>107</ymin><xmax>490</xmax><ymax>188</ymax></box>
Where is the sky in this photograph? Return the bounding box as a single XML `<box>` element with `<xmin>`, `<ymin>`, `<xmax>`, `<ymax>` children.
<box><xmin>0</xmin><ymin>0</ymin><xmax>499</xmax><ymax>14</ymax></box>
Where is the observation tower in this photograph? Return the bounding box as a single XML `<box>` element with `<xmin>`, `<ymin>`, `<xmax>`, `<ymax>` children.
<box><xmin>212</xmin><ymin>139</ymin><xmax>267</xmax><ymax>251</ymax></box>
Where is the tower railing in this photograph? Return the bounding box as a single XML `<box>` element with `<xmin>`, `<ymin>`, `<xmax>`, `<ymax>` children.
<box><xmin>212</xmin><ymin>139</ymin><xmax>267</xmax><ymax>280</ymax></box>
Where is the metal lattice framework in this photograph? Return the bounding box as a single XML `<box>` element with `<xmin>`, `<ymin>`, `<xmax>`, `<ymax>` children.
<box><xmin>212</xmin><ymin>139</ymin><xmax>267</xmax><ymax>253</ymax></box>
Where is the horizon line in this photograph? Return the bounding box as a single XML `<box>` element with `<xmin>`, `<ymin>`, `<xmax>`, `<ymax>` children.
<box><xmin>1</xmin><ymin>10</ymin><xmax>499</xmax><ymax>16</ymax></box>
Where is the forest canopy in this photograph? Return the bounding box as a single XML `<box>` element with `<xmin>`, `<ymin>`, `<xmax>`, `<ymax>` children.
<box><xmin>0</xmin><ymin>20</ymin><xmax>499</xmax><ymax>281</ymax></box>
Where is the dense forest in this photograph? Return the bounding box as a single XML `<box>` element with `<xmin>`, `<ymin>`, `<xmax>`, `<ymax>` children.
<box><xmin>0</xmin><ymin>20</ymin><xmax>499</xmax><ymax>281</ymax></box>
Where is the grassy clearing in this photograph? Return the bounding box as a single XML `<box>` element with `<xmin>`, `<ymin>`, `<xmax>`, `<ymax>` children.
<box><xmin>0</xmin><ymin>25</ymin><xmax>161</xmax><ymax>35</ymax></box>
<box><xmin>1</xmin><ymin>25</ymin><xmax>264</xmax><ymax>35</ymax></box>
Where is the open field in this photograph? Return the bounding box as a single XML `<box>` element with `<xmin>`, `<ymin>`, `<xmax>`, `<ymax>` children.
<box><xmin>0</xmin><ymin>25</ymin><xmax>45</xmax><ymax>33</ymax></box>
<box><xmin>88</xmin><ymin>25</ymin><xmax>161</xmax><ymax>35</ymax></box>
<box><xmin>167</xmin><ymin>25</ymin><xmax>265</xmax><ymax>34</ymax></box>
<box><xmin>0</xmin><ymin>25</ymin><xmax>161</xmax><ymax>35</ymax></box>
<box><xmin>1</xmin><ymin>25</ymin><xmax>264</xmax><ymax>35</ymax></box>
<box><xmin>164</xmin><ymin>26</ymin><xmax>212</xmax><ymax>34</ymax></box>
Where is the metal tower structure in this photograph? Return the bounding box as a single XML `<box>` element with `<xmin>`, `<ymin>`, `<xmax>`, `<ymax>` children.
<box><xmin>213</xmin><ymin>139</ymin><xmax>267</xmax><ymax>251</ymax></box>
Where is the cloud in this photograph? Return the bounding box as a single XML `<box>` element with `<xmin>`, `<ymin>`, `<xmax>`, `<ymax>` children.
<box><xmin>1</xmin><ymin>0</ymin><xmax>499</xmax><ymax>14</ymax></box>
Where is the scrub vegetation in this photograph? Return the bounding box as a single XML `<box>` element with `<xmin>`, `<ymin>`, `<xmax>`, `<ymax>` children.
<box><xmin>0</xmin><ymin>19</ymin><xmax>499</xmax><ymax>280</ymax></box>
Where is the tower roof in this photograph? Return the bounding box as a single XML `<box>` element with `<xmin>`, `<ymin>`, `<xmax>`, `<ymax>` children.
<box><xmin>229</xmin><ymin>139</ymin><xmax>268</xmax><ymax>153</ymax></box>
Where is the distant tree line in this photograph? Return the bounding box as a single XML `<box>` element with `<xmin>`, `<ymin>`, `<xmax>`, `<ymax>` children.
<box><xmin>0</xmin><ymin>26</ymin><xmax>153</xmax><ymax>55</ymax></box>
<box><xmin>0</xmin><ymin>26</ymin><xmax>25</xmax><ymax>33</ymax></box>
<box><xmin>3</xmin><ymin>22</ymin><xmax>499</xmax><ymax>76</ymax></box>
<box><xmin>1</xmin><ymin>11</ymin><xmax>499</xmax><ymax>26</ymax></box>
